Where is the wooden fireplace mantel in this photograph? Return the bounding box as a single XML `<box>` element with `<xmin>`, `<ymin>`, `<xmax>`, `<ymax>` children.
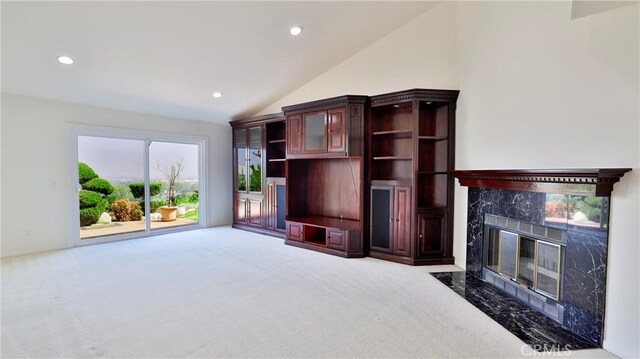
<box><xmin>451</xmin><ymin>168</ymin><xmax>631</xmax><ymax>196</ymax></box>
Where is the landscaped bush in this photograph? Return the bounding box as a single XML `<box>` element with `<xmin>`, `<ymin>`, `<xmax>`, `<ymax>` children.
<box><xmin>78</xmin><ymin>162</ymin><xmax>98</xmax><ymax>184</ymax></box>
<box><xmin>129</xmin><ymin>182</ymin><xmax>162</xmax><ymax>199</ymax></box>
<box><xmin>150</xmin><ymin>199</ymin><xmax>168</xmax><ymax>213</ymax></box>
<box><xmin>79</xmin><ymin>190</ymin><xmax>102</xmax><ymax>209</ymax></box>
<box><xmin>80</xmin><ymin>207</ymin><xmax>102</xmax><ymax>227</ymax></box>
<box><xmin>78</xmin><ymin>163</ymin><xmax>115</xmax><ymax>227</ymax></box>
<box><xmin>82</xmin><ymin>178</ymin><xmax>114</xmax><ymax>195</ymax></box>
<box><xmin>111</xmin><ymin>199</ymin><xmax>143</xmax><ymax>221</ymax></box>
<box><xmin>106</xmin><ymin>194</ymin><xmax>118</xmax><ymax>205</ymax></box>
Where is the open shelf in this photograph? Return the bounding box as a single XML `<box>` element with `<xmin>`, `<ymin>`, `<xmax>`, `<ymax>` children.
<box><xmin>417</xmin><ymin>173</ymin><xmax>449</xmax><ymax>208</ymax></box>
<box><xmin>266</xmin><ymin>120</ymin><xmax>287</xmax><ymax>178</ymax></box>
<box><xmin>287</xmin><ymin>216</ymin><xmax>361</xmax><ymax>231</ymax></box>
<box><xmin>418</xmin><ymin>136</ymin><xmax>448</xmax><ymax>141</ymax></box>
<box><xmin>418</xmin><ymin>103</ymin><xmax>449</xmax><ymax>137</ymax></box>
<box><xmin>372</xmin><ymin>130</ymin><xmax>413</xmax><ymax>138</ymax></box>
<box><xmin>373</xmin><ymin>156</ymin><xmax>413</xmax><ymax>160</ymax></box>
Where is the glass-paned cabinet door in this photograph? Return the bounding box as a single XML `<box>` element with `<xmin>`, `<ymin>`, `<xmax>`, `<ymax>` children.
<box><xmin>234</xmin><ymin>128</ymin><xmax>247</xmax><ymax>192</ymax></box>
<box><xmin>304</xmin><ymin>112</ymin><xmax>326</xmax><ymax>152</ymax></box>
<box><xmin>248</xmin><ymin>127</ymin><xmax>262</xmax><ymax>193</ymax></box>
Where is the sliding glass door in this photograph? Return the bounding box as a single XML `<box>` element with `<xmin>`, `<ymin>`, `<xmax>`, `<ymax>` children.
<box><xmin>149</xmin><ymin>141</ymin><xmax>200</xmax><ymax>231</ymax></box>
<box><xmin>78</xmin><ymin>136</ymin><xmax>146</xmax><ymax>239</ymax></box>
<box><xmin>77</xmin><ymin>134</ymin><xmax>202</xmax><ymax>241</ymax></box>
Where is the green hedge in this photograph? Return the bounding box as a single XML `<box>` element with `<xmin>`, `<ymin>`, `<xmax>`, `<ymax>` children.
<box><xmin>82</xmin><ymin>178</ymin><xmax>114</xmax><ymax>195</ymax></box>
<box><xmin>79</xmin><ymin>190</ymin><xmax>102</xmax><ymax>209</ymax></box>
<box><xmin>78</xmin><ymin>162</ymin><xmax>98</xmax><ymax>184</ymax></box>
<box><xmin>80</xmin><ymin>207</ymin><xmax>102</xmax><ymax>226</ymax></box>
<box><xmin>129</xmin><ymin>182</ymin><xmax>162</xmax><ymax>199</ymax></box>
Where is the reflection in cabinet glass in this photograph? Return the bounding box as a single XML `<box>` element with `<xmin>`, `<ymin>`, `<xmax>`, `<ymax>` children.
<box><xmin>235</xmin><ymin>128</ymin><xmax>247</xmax><ymax>191</ymax></box>
<box><xmin>304</xmin><ymin>112</ymin><xmax>326</xmax><ymax>151</ymax></box>
<box><xmin>248</xmin><ymin>127</ymin><xmax>262</xmax><ymax>193</ymax></box>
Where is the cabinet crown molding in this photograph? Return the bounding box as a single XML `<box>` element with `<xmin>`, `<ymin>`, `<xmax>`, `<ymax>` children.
<box><xmin>370</xmin><ymin>88</ymin><xmax>459</xmax><ymax>106</ymax></box>
<box><xmin>282</xmin><ymin>95</ymin><xmax>368</xmax><ymax>114</ymax></box>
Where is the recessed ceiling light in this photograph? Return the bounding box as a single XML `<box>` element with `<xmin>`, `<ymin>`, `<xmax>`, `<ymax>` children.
<box><xmin>57</xmin><ymin>56</ymin><xmax>74</xmax><ymax>65</ymax></box>
<box><xmin>212</xmin><ymin>92</ymin><xmax>223</xmax><ymax>98</ymax></box>
<box><xmin>289</xmin><ymin>26</ymin><xmax>302</xmax><ymax>36</ymax></box>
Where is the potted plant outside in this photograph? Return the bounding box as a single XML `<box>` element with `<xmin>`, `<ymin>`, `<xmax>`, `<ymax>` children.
<box><xmin>156</xmin><ymin>160</ymin><xmax>183</xmax><ymax>222</ymax></box>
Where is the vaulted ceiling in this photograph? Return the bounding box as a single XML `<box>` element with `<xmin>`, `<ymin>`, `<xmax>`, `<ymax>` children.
<box><xmin>1</xmin><ymin>1</ymin><xmax>437</xmax><ymax>124</ymax></box>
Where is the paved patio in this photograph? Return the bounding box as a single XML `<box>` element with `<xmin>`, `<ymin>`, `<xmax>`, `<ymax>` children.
<box><xmin>80</xmin><ymin>218</ymin><xmax>198</xmax><ymax>239</ymax></box>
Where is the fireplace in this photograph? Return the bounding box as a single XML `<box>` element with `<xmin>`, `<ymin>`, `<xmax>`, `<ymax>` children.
<box><xmin>485</xmin><ymin>216</ymin><xmax>564</xmax><ymax>300</ymax></box>
<box><xmin>448</xmin><ymin>169</ymin><xmax>631</xmax><ymax>347</ymax></box>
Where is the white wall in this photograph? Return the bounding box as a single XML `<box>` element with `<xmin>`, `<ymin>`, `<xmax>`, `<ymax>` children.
<box><xmin>456</xmin><ymin>3</ymin><xmax>638</xmax><ymax>357</ymax></box>
<box><xmin>257</xmin><ymin>2</ymin><xmax>639</xmax><ymax>357</ymax></box>
<box><xmin>1</xmin><ymin>93</ymin><xmax>232</xmax><ymax>258</ymax></box>
<box><xmin>257</xmin><ymin>2</ymin><xmax>458</xmax><ymax>114</ymax></box>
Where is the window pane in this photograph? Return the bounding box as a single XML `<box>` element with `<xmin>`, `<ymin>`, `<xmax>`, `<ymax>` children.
<box><xmin>150</xmin><ymin>141</ymin><xmax>199</xmax><ymax>231</ymax></box>
<box><xmin>536</xmin><ymin>242</ymin><xmax>560</xmax><ymax>298</ymax></box>
<box><xmin>78</xmin><ymin>136</ymin><xmax>145</xmax><ymax>239</ymax></box>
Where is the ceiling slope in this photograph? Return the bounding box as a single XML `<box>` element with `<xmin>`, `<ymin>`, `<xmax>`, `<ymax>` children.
<box><xmin>1</xmin><ymin>1</ymin><xmax>437</xmax><ymax>123</ymax></box>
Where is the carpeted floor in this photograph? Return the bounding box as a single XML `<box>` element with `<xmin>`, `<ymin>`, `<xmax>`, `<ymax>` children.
<box><xmin>1</xmin><ymin>226</ymin><xmax>616</xmax><ymax>358</ymax></box>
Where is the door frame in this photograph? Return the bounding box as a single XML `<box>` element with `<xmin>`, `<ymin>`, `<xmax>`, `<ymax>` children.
<box><xmin>69</xmin><ymin>123</ymin><xmax>208</xmax><ymax>247</ymax></box>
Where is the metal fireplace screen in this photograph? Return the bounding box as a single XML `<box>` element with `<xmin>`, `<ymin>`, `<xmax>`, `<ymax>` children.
<box><xmin>484</xmin><ymin>216</ymin><xmax>564</xmax><ymax>300</ymax></box>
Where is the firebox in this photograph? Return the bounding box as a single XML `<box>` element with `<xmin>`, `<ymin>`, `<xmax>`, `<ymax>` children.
<box><xmin>484</xmin><ymin>214</ymin><xmax>565</xmax><ymax>299</ymax></box>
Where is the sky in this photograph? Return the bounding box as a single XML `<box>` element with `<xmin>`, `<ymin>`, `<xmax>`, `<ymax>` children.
<box><xmin>78</xmin><ymin>136</ymin><xmax>199</xmax><ymax>181</ymax></box>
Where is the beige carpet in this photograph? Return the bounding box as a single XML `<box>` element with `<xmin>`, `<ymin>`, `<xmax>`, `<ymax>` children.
<box><xmin>1</xmin><ymin>226</ymin><xmax>616</xmax><ymax>358</ymax></box>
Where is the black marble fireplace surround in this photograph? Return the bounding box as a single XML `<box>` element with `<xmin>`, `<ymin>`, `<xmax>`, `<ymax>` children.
<box><xmin>440</xmin><ymin>169</ymin><xmax>631</xmax><ymax>350</ymax></box>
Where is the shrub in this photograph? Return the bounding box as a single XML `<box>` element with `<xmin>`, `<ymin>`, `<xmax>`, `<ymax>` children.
<box><xmin>111</xmin><ymin>199</ymin><xmax>143</xmax><ymax>221</ymax></box>
<box><xmin>79</xmin><ymin>190</ymin><xmax>102</xmax><ymax>209</ymax></box>
<box><xmin>82</xmin><ymin>178</ymin><xmax>114</xmax><ymax>195</ymax></box>
<box><xmin>78</xmin><ymin>162</ymin><xmax>98</xmax><ymax>184</ymax></box>
<box><xmin>112</xmin><ymin>184</ymin><xmax>135</xmax><ymax>201</ymax></box>
<box><xmin>80</xmin><ymin>207</ymin><xmax>102</xmax><ymax>227</ymax></box>
<box><xmin>105</xmin><ymin>194</ymin><xmax>118</xmax><ymax>205</ymax></box>
<box><xmin>150</xmin><ymin>199</ymin><xmax>168</xmax><ymax>213</ymax></box>
<box><xmin>129</xmin><ymin>182</ymin><xmax>162</xmax><ymax>199</ymax></box>
<box><xmin>189</xmin><ymin>190</ymin><xmax>199</xmax><ymax>203</ymax></box>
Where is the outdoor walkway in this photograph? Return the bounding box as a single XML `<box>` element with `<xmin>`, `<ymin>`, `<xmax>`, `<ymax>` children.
<box><xmin>80</xmin><ymin>218</ymin><xmax>197</xmax><ymax>239</ymax></box>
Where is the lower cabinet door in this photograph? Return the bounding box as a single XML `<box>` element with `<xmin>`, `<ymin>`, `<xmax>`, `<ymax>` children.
<box><xmin>247</xmin><ymin>198</ymin><xmax>263</xmax><ymax>227</ymax></box>
<box><xmin>266</xmin><ymin>182</ymin><xmax>276</xmax><ymax>231</ymax></box>
<box><xmin>393</xmin><ymin>186</ymin><xmax>412</xmax><ymax>256</ymax></box>
<box><xmin>370</xmin><ymin>186</ymin><xmax>393</xmax><ymax>251</ymax></box>
<box><xmin>287</xmin><ymin>222</ymin><xmax>303</xmax><ymax>242</ymax></box>
<box><xmin>234</xmin><ymin>196</ymin><xmax>247</xmax><ymax>224</ymax></box>
<box><xmin>326</xmin><ymin>229</ymin><xmax>345</xmax><ymax>250</ymax></box>
<box><xmin>417</xmin><ymin>211</ymin><xmax>446</xmax><ymax>257</ymax></box>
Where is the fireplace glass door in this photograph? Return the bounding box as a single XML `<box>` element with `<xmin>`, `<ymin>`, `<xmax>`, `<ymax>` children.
<box><xmin>485</xmin><ymin>228</ymin><xmax>563</xmax><ymax>300</ymax></box>
<box><xmin>536</xmin><ymin>241</ymin><xmax>561</xmax><ymax>298</ymax></box>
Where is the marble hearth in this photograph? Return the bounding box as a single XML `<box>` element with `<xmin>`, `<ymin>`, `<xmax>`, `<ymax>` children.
<box><xmin>444</xmin><ymin>169</ymin><xmax>631</xmax><ymax>349</ymax></box>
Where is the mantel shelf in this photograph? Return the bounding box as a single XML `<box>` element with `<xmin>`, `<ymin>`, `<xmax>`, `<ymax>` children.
<box><xmin>451</xmin><ymin>168</ymin><xmax>632</xmax><ymax>196</ymax></box>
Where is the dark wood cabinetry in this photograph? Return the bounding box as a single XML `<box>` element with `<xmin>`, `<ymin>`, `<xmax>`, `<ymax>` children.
<box><xmin>284</xmin><ymin>96</ymin><xmax>366</xmax><ymax>159</ymax></box>
<box><xmin>230</xmin><ymin>113</ymin><xmax>286</xmax><ymax>238</ymax></box>
<box><xmin>229</xmin><ymin>89</ymin><xmax>458</xmax><ymax>265</ymax></box>
<box><xmin>367</xmin><ymin>89</ymin><xmax>458</xmax><ymax>265</ymax></box>
<box><xmin>283</xmin><ymin>96</ymin><xmax>367</xmax><ymax>257</ymax></box>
